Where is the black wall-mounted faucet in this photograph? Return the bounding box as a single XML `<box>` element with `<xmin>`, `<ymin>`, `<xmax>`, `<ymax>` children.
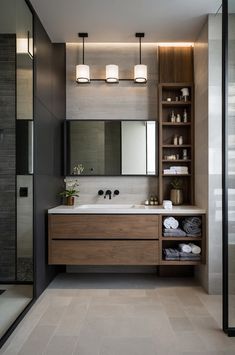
<box><xmin>98</xmin><ymin>189</ymin><xmax>120</xmax><ymax>200</ymax></box>
<box><xmin>104</xmin><ymin>190</ymin><xmax>112</xmax><ymax>200</ymax></box>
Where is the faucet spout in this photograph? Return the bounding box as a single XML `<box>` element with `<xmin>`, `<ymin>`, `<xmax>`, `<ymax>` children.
<box><xmin>104</xmin><ymin>190</ymin><xmax>112</xmax><ymax>200</ymax></box>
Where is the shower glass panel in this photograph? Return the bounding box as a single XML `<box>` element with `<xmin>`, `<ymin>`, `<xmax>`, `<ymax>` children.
<box><xmin>227</xmin><ymin>0</ymin><xmax>235</xmax><ymax>331</ymax></box>
<box><xmin>0</xmin><ymin>0</ymin><xmax>33</xmax><ymax>342</ymax></box>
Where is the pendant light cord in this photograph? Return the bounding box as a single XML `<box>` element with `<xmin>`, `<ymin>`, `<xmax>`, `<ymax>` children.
<box><xmin>82</xmin><ymin>37</ymin><xmax>85</xmax><ymax>64</ymax></box>
<box><xmin>139</xmin><ymin>37</ymin><xmax>142</xmax><ymax>64</ymax></box>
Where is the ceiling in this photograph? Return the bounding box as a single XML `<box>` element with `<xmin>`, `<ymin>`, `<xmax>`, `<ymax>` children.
<box><xmin>30</xmin><ymin>0</ymin><xmax>221</xmax><ymax>43</ymax></box>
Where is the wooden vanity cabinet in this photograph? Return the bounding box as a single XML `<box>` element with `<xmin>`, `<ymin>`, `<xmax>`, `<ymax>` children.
<box><xmin>48</xmin><ymin>214</ymin><xmax>160</xmax><ymax>265</ymax></box>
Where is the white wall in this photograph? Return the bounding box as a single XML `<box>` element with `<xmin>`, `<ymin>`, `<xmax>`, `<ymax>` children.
<box><xmin>66</xmin><ymin>43</ymin><xmax>158</xmax><ymax>203</ymax></box>
<box><xmin>194</xmin><ymin>14</ymin><xmax>222</xmax><ymax>294</ymax></box>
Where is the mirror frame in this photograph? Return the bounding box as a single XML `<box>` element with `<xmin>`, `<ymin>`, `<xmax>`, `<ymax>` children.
<box><xmin>64</xmin><ymin>119</ymin><xmax>159</xmax><ymax>177</ymax></box>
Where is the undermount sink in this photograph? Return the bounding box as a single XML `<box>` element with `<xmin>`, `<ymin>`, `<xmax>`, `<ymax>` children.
<box><xmin>77</xmin><ymin>204</ymin><xmax>134</xmax><ymax>209</ymax></box>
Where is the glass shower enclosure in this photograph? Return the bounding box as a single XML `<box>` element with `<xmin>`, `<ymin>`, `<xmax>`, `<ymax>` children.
<box><xmin>0</xmin><ymin>0</ymin><xmax>34</xmax><ymax>343</ymax></box>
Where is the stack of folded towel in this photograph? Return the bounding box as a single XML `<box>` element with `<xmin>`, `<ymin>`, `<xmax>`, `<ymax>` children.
<box><xmin>163</xmin><ymin>243</ymin><xmax>201</xmax><ymax>261</ymax></box>
<box><xmin>164</xmin><ymin>248</ymin><xmax>180</xmax><ymax>260</ymax></box>
<box><xmin>163</xmin><ymin>166</ymin><xmax>189</xmax><ymax>175</ymax></box>
<box><xmin>163</xmin><ymin>217</ymin><xmax>186</xmax><ymax>237</ymax></box>
<box><xmin>182</xmin><ymin>217</ymin><xmax>202</xmax><ymax>236</ymax></box>
<box><xmin>163</xmin><ymin>228</ymin><xmax>186</xmax><ymax>237</ymax></box>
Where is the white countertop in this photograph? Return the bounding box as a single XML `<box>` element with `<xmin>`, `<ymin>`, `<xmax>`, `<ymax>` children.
<box><xmin>48</xmin><ymin>204</ymin><xmax>206</xmax><ymax>215</ymax></box>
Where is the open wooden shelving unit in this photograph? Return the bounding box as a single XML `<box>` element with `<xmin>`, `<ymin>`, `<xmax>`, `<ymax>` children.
<box><xmin>158</xmin><ymin>214</ymin><xmax>206</xmax><ymax>266</ymax></box>
<box><xmin>159</xmin><ymin>83</ymin><xmax>194</xmax><ymax>205</ymax></box>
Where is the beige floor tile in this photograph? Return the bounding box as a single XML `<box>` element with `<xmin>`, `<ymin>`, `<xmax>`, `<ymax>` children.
<box><xmin>173</xmin><ymin>331</ymin><xmax>208</xmax><ymax>352</ymax></box>
<box><xmin>43</xmin><ymin>335</ymin><xmax>77</xmax><ymax>355</ymax></box>
<box><xmin>55</xmin><ymin>302</ymin><xmax>88</xmax><ymax>336</ymax></box>
<box><xmin>99</xmin><ymin>336</ymin><xmax>157</xmax><ymax>355</ymax></box>
<box><xmin>87</xmin><ymin>303</ymin><xmax>128</xmax><ymax>318</ymax></box>
<box><xmin>39</xmin><ymin>304</ymin><xmax>67</xmax><ymax>326</ymax></box>
<box><xmin>162</xmin><ymin>302</ymin><xmax>187</xmax><ymax>318</ymax></box>
<box><xmin>108</xmin><ymin>289</ymin><xmax>147</xmax><ymax>297</ymax></box>
<box><xmin>18</xmin><ymin>325</ymin><xmax>55</xmax><ymax>355</ymax></box>
<box><xmin>169</xmin><ymin>316</ymin><xmax>194</xmax><ymax>332</ymax></box>
<box><xmin>2</xmin><ymin>276</ymin><xmax>235</xmax><ymax>355</ymax></box>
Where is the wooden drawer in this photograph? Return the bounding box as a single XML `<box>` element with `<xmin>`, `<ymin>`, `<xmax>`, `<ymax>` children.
<box><xmin>49</xmin><ymin>240</ymin><xmax>159</xmax><ymax>265</ymax></box>
<box><xmin>49</xmin><ymin>214</ymin><xmax>159</xmax><ymax>240</ymax></box>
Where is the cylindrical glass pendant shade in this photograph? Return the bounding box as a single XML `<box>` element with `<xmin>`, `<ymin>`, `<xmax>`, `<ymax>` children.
<box><xmin>134</xmin><ymin>64</ymin><xmax>147</xmax><ymax>83</ymax></box>
<box><xmin>76</xmin><ymin>64</ymin><xmax>90</xmax><ymax>83</ymax></box>
<box><xmin>106</xmin><ymin>65</ymin><xmax>119</xmax><ymax>83</ymax></box>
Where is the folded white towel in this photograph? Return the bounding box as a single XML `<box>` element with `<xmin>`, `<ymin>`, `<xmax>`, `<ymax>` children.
<box><xmin>179</xmin><ymin>243</ymin><xmax>192</xmax><ymax>253</ymax></box>
<box><xmin>189</xmin><ymin>243</ymin><xmax>201</xmax><ymax>255</ymax></box>
<box><xmin>163</xmin><ymin>217</ymin><xmax>179</xmax><ymax>229</ymax></box>
<box><xmin>163</xmin><ymin>200</ymin><xmax>173</xmax><ymax>210</ymax></box>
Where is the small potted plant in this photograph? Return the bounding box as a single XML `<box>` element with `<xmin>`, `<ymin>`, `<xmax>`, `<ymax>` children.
<box><xmin>72</xmin><ymin>164</ymin><xmax>84</xmax><ymax>175</ymax></box>
<box><xmin>60</xmin><ymin>178</ymin><xmax>79</xmax><ymax>206</ymax></box>
<box><xmin>170</xmin><ymin>178</ymin><xmax>183</xmax><ymax>205</ymax></box>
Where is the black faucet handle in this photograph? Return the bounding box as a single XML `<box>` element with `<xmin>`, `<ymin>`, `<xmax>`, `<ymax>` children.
<box><xmin>114</xmin><ymin>190</ymin><xmax>119</xmax><ymax>196</ymax></box>
<box><xmin>98</xmin><ymin>190</ymin><xmax>104</xmax><ymax>196</ymax></box>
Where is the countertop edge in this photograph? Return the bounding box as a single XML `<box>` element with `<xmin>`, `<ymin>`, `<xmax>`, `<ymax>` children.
<box><xmin>48</xmin><ymin>205</ymin><xmax>206</xmax><ymax>215</ymax></box>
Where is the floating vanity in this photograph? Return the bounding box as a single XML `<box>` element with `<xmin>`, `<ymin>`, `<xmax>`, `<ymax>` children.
<box><xmin>48</xmin><ymin>205</ymin><xmax>206</xmax><ymax>267</ymax></box>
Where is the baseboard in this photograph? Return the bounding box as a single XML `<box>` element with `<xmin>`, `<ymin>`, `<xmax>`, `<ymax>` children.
<box><xmin>66</xmin><ymin>265</ymin><xmax>158</xmax><ymax>274</ymax></box>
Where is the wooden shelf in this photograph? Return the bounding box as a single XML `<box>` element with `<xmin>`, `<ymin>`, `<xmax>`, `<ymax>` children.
<box><xmin>160</xmin><ymin>260</ymin><xmax>201</xmax><ymax>266</ymax></box>
<box><xmin>162</xmin><ymin>101</ymin><xmax>191</xmax><ymax>106</ymax></box>
<box><xmin>162</xmin><ymin>160</ymin><xmax>191</xmax><ymax>163</ymax></box>
<box><xmin>162</xmin><ymin>174</ymin><xmax>191</xmax><ymax>177</ymax></box>
<box><xmin>161</xmin><ymin>236</ymin><xmax>202</xmax><ymax>241</ymax></box>
<box><xmin>162</xmin><ymin>145</ymin><xmax>191</xmax><ymax>148</ymax></box>
<box><xmin>162</xmin><ymin>122</ymin><xmax>191</xmax><ymax>126</ymax></box>
<box><xmin>159</xmin><ymin>82</ymin><xmax>194</xmax><ymax>207</ymax></box>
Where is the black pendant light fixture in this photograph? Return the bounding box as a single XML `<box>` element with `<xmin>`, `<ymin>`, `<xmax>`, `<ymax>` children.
<box><xmin>134</xmin><ymin>33</ymin><xmax>147</xmax><ymax>83</ymax></box>
<box><xmin>76</xmin><ymin>33</ymin><xmax>90</xmax><ymax>83</ymax></box>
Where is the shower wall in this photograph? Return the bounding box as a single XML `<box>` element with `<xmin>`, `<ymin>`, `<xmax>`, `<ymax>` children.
<box><xmin>0</xmin><ymin>34</ymin><xmax>16</xmax><ymax>280</ymax></box>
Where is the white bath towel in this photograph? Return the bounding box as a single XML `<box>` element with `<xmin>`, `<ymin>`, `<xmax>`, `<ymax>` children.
<box><xmin>189</xmin><ymin>243</ymin><xmax>201</xmax><ymax>255</ymax></box>
<box><xmin>179</xmin><ymin>243</ymin><xmax>192</xmax><ymax>253</ymax></box>
<box><xmin>163</xmin><ymin>217</ymin><xmax>179</xmax><ymax>229</ymax></box>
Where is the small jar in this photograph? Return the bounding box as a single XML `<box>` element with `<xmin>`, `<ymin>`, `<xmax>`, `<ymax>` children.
<box><xmin>150</xmin><ymin>196</ymin><xmax>154</xmax><ymax>206</ymax></box>
<box><xmin>170</xmin><ymin>111</ymin><xmax>176</xmax><ymax>123</ymax></box>
<box><xmin>179</xmin><ymin>136</ymin><xmax>183</xmax><ymax>145</ymax></box>
<box><xmin>183</xmin><ymin>149</ymin><xmax>188</xmax><ymax>160</ymax></box>
<box><xmin>176</xmin><ymin>114</ymin><xmax>181</xmax><ymax>123</ymax></box>
<box><xmin>173</xmin><ymin>135</ymin><xmax>178</xmax><ymax>145</ymax></box>
<box><xmin>183</xmin><ymin>109</ymin><xmax>188</xmax><ymax>123</ymax></box>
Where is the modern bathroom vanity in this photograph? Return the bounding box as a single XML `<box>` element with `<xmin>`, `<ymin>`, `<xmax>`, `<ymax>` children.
<box><xmin>48</xmin><ymin>205</ymin><xmax>206</xmax><ymax>267</ymax></box>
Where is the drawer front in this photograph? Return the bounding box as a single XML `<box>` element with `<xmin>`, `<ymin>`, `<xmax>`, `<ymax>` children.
<box><xmin>49</xmin><ymin>214</ymin><xmax>159</xmax><ymax>240</ymax></box>
<box><xmin>49</xmin><ymin>240</ymin><xmax>159</xmax><ymax>265</ymax></box>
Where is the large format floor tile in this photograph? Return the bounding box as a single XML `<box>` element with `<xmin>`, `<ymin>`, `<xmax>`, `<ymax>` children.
<box><xmin>1</xmin><ymin>274</ymin><xmax>235</xmax><ymax>355</ymax></box>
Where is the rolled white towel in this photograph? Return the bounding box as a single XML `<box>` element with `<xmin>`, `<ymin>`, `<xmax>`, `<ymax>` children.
<box><xmin>163</xmin><ymin>217</ymin><xmax>179</xmax><ymax>229</ymax></box>
<box><xmin>179</xmin><ymin>243</ymin><xmax>192</xmax><ymax>253</ymax></box>
<box><xmin>189</xmin><ymin>243</ymin><xmax>201</xmax><ymax>255</ymax></box>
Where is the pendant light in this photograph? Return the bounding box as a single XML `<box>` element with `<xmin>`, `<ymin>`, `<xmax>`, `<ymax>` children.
<box><xmin>106</xmin><ymin>64</ymin><xmax>119</xmax><ymax>83</ymax></box>
<box><xmin>134</xmin><ymin>33</ymin><xmax>147</xmax><ymax>83</ymax></box>
<box><xmin>76</xmin><ymin>33</ymin><xmax>90</xmax><ymax>83</ymax></box>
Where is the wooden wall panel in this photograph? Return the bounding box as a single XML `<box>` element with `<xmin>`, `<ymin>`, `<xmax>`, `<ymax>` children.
<box><xmin>159</xmin><ymin>47</ymin><xmax>194</xmax><ymax>83</ymax></box>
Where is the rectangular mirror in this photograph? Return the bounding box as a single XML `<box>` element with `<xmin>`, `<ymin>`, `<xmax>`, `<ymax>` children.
<box><xmin>65</xmin><ymin>120</ymin><xmax>157</xmax><ymax>176</ymax></box>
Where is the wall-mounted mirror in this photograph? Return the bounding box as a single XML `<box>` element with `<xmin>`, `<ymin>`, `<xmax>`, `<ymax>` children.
<box><xmin>65</xmin><ymin>120</ymin><xmax>158</xmax><ymax>176</ymax></box>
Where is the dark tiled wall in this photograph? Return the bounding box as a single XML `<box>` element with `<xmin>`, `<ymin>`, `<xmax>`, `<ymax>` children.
<box><xmin>0</xmin><ymin>34</ymin><xmax>16</xmax><ymax>280</ymax></box>
<box><xmin>34</xmin><ymin>13</ymin><xmax>65</xmax><ymax>297</ymax></box>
